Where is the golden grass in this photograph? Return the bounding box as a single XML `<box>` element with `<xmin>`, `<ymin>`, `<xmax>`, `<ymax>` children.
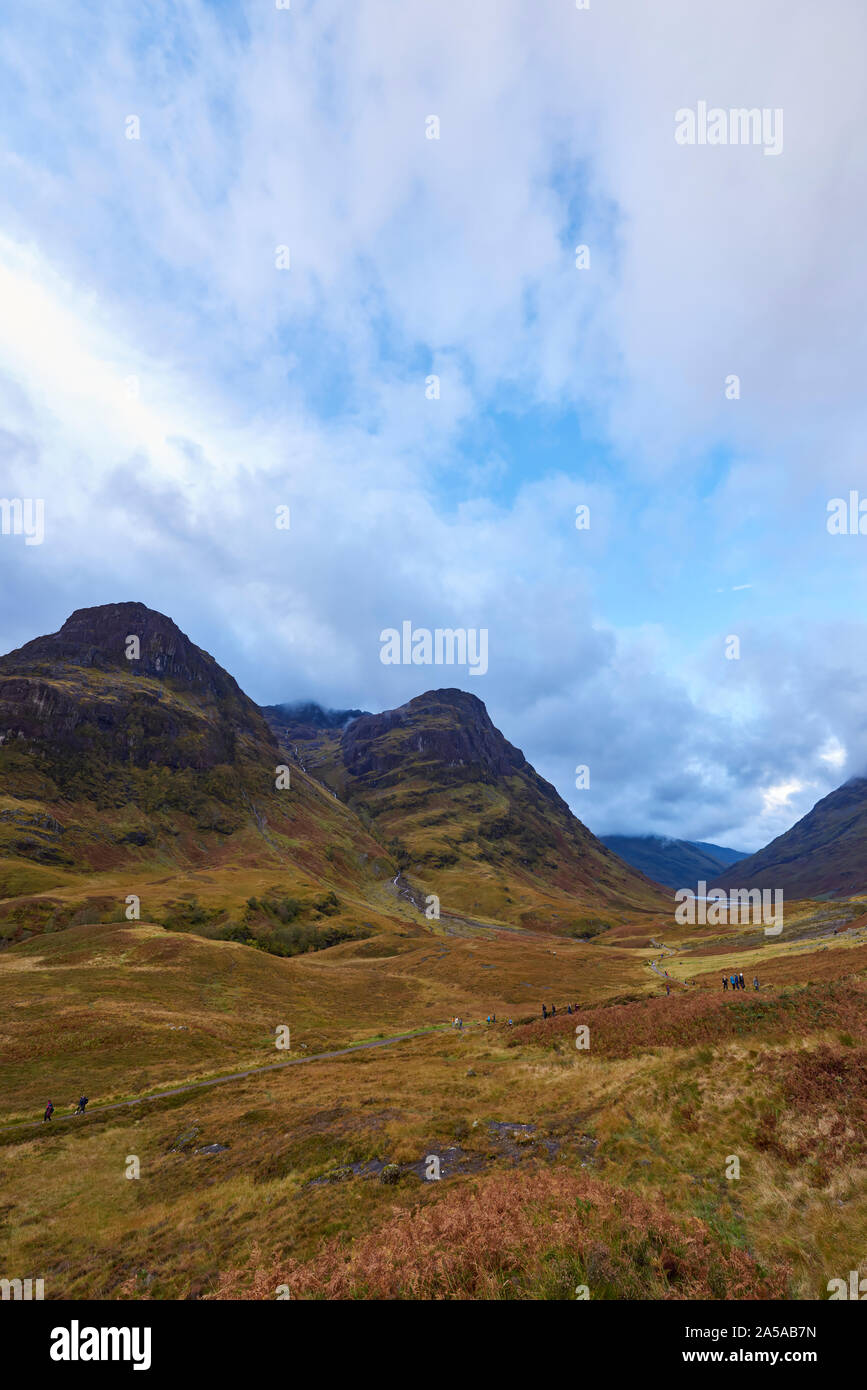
<box><xmin>2</xmin><ymin>895</ymin><xmax>867</xmax><ymax>1300</ymax></box>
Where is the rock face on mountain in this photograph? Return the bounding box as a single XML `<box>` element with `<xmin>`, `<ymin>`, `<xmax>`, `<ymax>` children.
<box><xmin>340</xmin><ymin>689</ymin><xmax>527</xmax><ymax>785</ymax></box>
<box><xmin>0</xmin><ymin>603</ymin><xmax>268</xmax><ymax>773</ymax></box>
<box><xmin>286</xmin><ymin>688</ymin><xmax>668</xmax><ymax>925</ymax></box>
<box><xmin>2</xmin><ymin>603</ymin><xmax>245</xmax><ymax>701</ymax></box>
<box><xmin>710</xmin><ymin>777</ymin><xmax>867</xmax><ymax>899</ymax></box>
<box><xmin>0</xmin><ymin>605</ymin><xmax>393</xmax><ymax>929</ymax></box>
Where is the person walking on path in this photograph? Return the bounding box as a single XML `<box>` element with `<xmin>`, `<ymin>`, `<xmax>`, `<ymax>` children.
<box><xmin>542</xmin><ymin>1004</ymin><xmax>547</xmax><ymax>1019</ymax></box>
<box><xmin>739</xmin><ymin>972</ymin><xmax>745</xmax><ymax>990</ymax></box>
<box><xmin>74</xmin><ymin>1095</ymin><xmax>88</xmax><ymax>1114</ymax></box>
<box><xmin>723</xmin><ymin>976</ymin><xmax>728</xmax><ymax>990</ymax></box>
<box><xmin>753</xmin><ymin>976</ymin><xmax>759</xmax><ymax>991</ymax></box>
<box><xmin>42</xmin><ymin>1101</ymin><xmax>54</xmax><ymax>1123</ymax></box>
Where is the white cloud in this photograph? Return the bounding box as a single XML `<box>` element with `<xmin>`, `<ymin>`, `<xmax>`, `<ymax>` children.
<box><xmin>1</xmin><ymin>1</ymin><xmax>866</xmax><ymax>855</ymax></box>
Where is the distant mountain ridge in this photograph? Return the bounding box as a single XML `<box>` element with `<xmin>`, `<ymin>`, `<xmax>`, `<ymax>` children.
<box><xmin>261</xmin><ymin>701</ymin><xmax>367</xmax><ymax>738</ymax></box>
<box><xmin>600</xmin><ymin>834</ymin><xmax>748</xmax><ymax>890</ymax></box>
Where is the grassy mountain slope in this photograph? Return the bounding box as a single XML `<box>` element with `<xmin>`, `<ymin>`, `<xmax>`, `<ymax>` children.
<box><xmin>266</xmin><ymin>689</ymin><xmax>669</xmax><ymax>929</ymax></box>
<box><xmin>0</xmin><ymin>604</ymin><xmax>398</xmax><ymax>945</ymax></box>
<box><xmin>711</xmin><ymin>777</ymin><xmax>867</xmax><ymax>899</ymax></box>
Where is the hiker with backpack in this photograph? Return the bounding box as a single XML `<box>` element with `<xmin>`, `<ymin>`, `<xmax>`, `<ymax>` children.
<box><xmin>74</xmin><ymin>1096</ymin><xmax>88</xmax><ymax>1114</ymax></box>
<box><xmin>43</xmin><ymin>1101</ymin><xmax>54</xmax><ymax>1123</ymax></box>
<box><xmin>739</xmin><ymin>972</ymin><xmax>745</xmax><ymax>990</ymax></box>
<box><xmin>753</xmin><ymin>976</ymin><xmax>759</xmax><ymax>991</ymax></box>
<box><xmin>723</xmin><ymin>976</ymin><xmax>728</xmax><ymax>991</ymax></box>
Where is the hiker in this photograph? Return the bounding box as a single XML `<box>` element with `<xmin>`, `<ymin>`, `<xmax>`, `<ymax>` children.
<box><xmin>492</xmin><ymin>1014</ymin><xmax>496</xmax><ymax>1024</ymax></box>
<box><xmin>730</xmin><ymin>974</ymin><xmax>736</xmax><ymax>990</ymax></box>
<box><xmin>723</xmin><ymin>976</ymin><xmax>728</xmax><ymax>991</ymax></box>
<box><xmin>552</xmin><ymin>1003</ymin><xmax>556</xmax><ymax>1016</ymax></box>
<box><xmin>753</xmin><ymin>976</ymin><xmax>759</xmax><ymax>991</ymax></box>
<box><xmin>74</xmin><ymin>1096</ymin><xmax>88</xmax><ymax>1114</ymax></box>
<box><xmin>508</xmin><ymin>1018</ymin><xmax>513</xmax><ymax>1027</ymax></box>
<box><xmin>739</xmin><ymin>972</ymin><xmax>745</xmax><ymax>990</ymax></box>
<box><xmin>567</xmin><ymin>1003</ymin><xmax>573</xmax><ymax>1014</ymax></box>
<box><xmin>43</xmin><ymin>1101</ymin><xmax>54</xmax><ymax>1123</ymax></box>
<box><xmin>666</xmin><ymin>982</ymin><xmax>671</xmax><ymax>996</ymax></box>
<box><xmin>542</xmin><ymin>1004</ymin><xmax>547</xmax><ymax>1019</ymax></box>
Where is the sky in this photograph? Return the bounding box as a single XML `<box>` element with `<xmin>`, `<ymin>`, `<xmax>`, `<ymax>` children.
<box><xmin>1</xmin><ymin>0</ymin><xmax>866</xmax><ymax>853</ymax></box>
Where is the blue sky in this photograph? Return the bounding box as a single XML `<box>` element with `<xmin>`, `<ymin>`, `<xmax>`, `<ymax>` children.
<box><xmin>1</xmin><ymin>0</ymin><xmax>866</xmax><ymax>852</ymax></box>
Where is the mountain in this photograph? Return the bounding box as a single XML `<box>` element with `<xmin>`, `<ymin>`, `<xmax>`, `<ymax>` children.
<box><xmin>265</xmin><ymin>687</ymin><xmax>668</xmax><ymax>927</ymax></box>
<box><xmin>710</xmin><ymin>777</ymin><xmax>867</xmax><ymax>899</ymax></box>
<box><xmin>600</xmin><ymin>834</ymin><xmax>748</xmax><ymax>890</ymax></box>
<box><xmin>689</xmin><ymin>841</ymin><xmax>748</xmax><ymax>867</ymax></box>
<box><xmin>0</xmin><ymin>606</ymin><xmax>666</xmax><ymax>947</ymax></box>
<box><xmin>261</xmin><ymin>701</ymin><xmax>368</xmax><ymax>772</ymax></box>
<box><xmin>262</xmin><ymin>701</ymin><xmax>367</xmax><ymax>735</ymax></box>
<box><xmin>0</xmin><ymin>603</ymin><xmax>395</xmax><ymax>943</ymax></box>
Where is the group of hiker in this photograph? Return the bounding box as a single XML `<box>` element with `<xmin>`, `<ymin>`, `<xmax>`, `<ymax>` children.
<box><xmin>42</xmin><ymin>1096</ymin><xmax>88</xmax><ymax>1123</ymax></box>
<box><xmin>541</xmin><ymin>1003</ymin><xmax>577</xmax><ymax>1019</ymax></box>
<box><xmin>723</xmin><ymin>973</ymin><xmax>759</xmax><ymax>991</ymax></box>
<box><xmin>454</xmin><ymin>1015</ymin><xmax>517</xmax><ymax>1029</ymax></box>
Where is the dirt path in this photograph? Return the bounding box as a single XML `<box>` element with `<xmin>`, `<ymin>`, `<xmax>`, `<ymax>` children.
<box><xmin>648</xmin><ymin>956</ymin><xmax>691</xmax><ymax>988</ymax></box>
<box><xmin>0</xmin><ymin>1022</ymin><xmax>473</xmax><ymax>1135</ymax></box>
